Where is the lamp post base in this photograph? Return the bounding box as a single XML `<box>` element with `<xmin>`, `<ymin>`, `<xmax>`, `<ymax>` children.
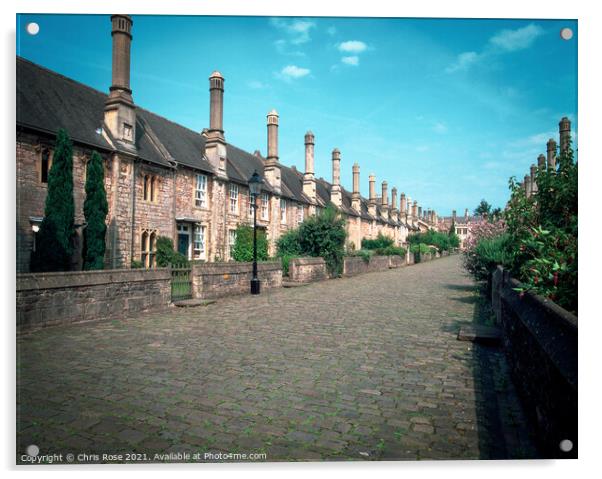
<box><xmin>250</xmin><ymin>278</ymin><xmax>261</xmax><ymax>295</ymax></box>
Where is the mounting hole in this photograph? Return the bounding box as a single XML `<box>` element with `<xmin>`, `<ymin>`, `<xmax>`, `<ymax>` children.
<box><xmin>26</xmin><ymin>22</ymin><xmax>40</xmax><ymax>36</ymax></box>
<box><xmin>26</xmin><ymin>444</ymin><xmax>39</xmax><ymax>457</ymax></box>
<box><xmin>560</xmin><ymin>28</ymin><xmax>573</xmax><ymax>41</ymax></box>
<box><xmin>559</xmin><ymin>439</ymin><xmax>573</xmax><ymax>452</ymax></box>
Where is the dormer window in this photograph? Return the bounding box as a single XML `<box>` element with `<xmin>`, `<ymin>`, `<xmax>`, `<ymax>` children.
<box><xmin>123</xmin><ymin>123</ymin><xmax>133</xmax><ymax>142</ymax></box>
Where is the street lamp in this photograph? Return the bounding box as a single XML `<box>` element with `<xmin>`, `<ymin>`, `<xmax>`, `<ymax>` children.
<box><xmin>248</xmin><ymin>170</ymin><xmax>264</xmax><ymax>295</ymax></box>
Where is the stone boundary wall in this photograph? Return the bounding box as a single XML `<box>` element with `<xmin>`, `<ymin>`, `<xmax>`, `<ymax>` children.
<box><xmin>288</xmin><ymin>257</ymin><xmax>327</xmax><ymax>283</ymax></box>
<box><xmin>388</xmin><ymin>255</ymin><xmax>406</xmax><ymax>269</ymax></box>
<box><xmin>192</xmin><ymin>261</ymin><xmax>282</xmax><ymax>299</ymax></box>
<box><xmin>343</xmin><ymin>255</ymin><xmax>391</xmax><ymax>276</ymax></box>
<box><xmin>16</xmin><ymin>268</ymin><xmax>171</xmax><ymax>330</ymax></box>
<box><xmin>491</xmin><ymin>266</ymin><xmax>577</xmax><ymax>458</ymax></box>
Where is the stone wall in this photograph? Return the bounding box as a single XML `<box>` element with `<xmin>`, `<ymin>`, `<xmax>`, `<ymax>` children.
<box><xmin>343</xmin><ymin>255</ymin><xmax>391</xmax><ymax>276</ymax></box>
<box><xmin>16</xmin><ymin>268</ymin><xmax>171</xmax><ymax>330</ymax></box>
<box><xmin>491</xmin><ymin>266</ymin><xmax>577</xmax><ymax>458</ymax></box>
<box><xmin>192</xmin><ymin>261</ymin><xmax>282</xmax><ymax>299</ymax></box>
<box><xmin>388</xmin><ymin>255</ymin><xmax>406</xmax><ymax>269</ymax></box>
<box><xmin>288</xmin><ymin>257</ymin><xmax>327</xmax><ymax>283</ymax></box>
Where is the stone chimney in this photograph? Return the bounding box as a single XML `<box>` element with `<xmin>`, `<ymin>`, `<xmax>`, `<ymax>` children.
<box><xmin>104</xmin><ymin>15</ymin><xmax>136</xmax><ymax>152</ymax></box>
<box><xmin>303</xmin><ymin>131</ymin><xmax>317</xmax><ymax>205</ymax></box>
<box><xmin>538</xmin><ymin>153</ymin><xmax>546</xmax><ymax>171</ymax></box>
<box><xmin>400</xmin><ymin>193</ymin><xmax>407</xmax><ymax>215</ymax></box>
<box><xmin>452</xmin><ymin>209</ymin><xmax>457</xmax><ymax>223</ymax></box>
<box><xmin>380</xmin><ymin>181</ymin><xmax>389</xmax><ymax>220</ymax></box>
<box><xmin>204</xmin><ymin>71</ymin><xmax>227</xmax><ymax>178</ymax></box>
<box><xmin>530</xmin><ymin>164</ymin><xmax>538</xmax><ymax>194</ymax></box>
<box><xmin>264</xmin><ymin>110</ymin><xmax>281</xmax><ymax>194</ymax></box>
<box><xmin>330</xmin><ymin>148</ymin><xmax>342</xmax><ymax>207</ymax></box>
<box><xmin>418</xmin><ymin>205</ymin><xmax>422</xmax><ymax>220</ymax></box>
<box><xmin>547</xmin><ymin>138</ymin><xmax>557</xmax><ymax>171</ymax></box>
<box><xmin>368</xmin><ymin>174</ymin><xmax>377</xmax><ymax>216</ymax></box>
<box><xmin>391</xmin><ymin>187</ymin><xmax>398</xmax><ymax>215</ymax></box>
<box><xmin>351</xmin><ymin>163</ymin><xmax>361</xmax><ymax>212</ymax></box>
<box><xmin>559</xmin><ymin>116</ymin><xmax>571</xmax><ymax>154</ymax></box>
<box><xmin>464</xmin><ymin>208</ymin><xmax>469</xmax><ymax>222</ymax></box>
<box><xmin>524</xmin><ymin>174</ymin><xmax>531</xmax><ymax>197</ymax></box>
<box><xmin>412</xmin><ymin>201</ymin><xmax>418</xmax><ymax>219</ymax></box>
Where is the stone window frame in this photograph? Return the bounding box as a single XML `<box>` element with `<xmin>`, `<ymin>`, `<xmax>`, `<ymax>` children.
<box><xmin>248</xmin><ymin>190</ymin><xmax>255</xmax><ymax>218</ymax></box>
<box><xmin>140</xmin><ymin>229</ymin><xmax>157</xmax><ymax>268</ymax></box>
<box><xmin>39</xmin><ymin>148</ymin><xmax>53</xmax><ymax>184</ymax></box>
<box><xmin>229</xmin><ymin>183</ymin><xmax>239</xmax><ymax>215</ymax></box>
<box><xmin>194</xmin><ymin>174</ymin><xmax>208</xmax><ymax>208</ymax></box>
<box><xmin>297</xmin><ymin>204</ymin><xmax>304</xmax><ymax>224</ymax></box>
<box><xmin>193</xmin><ymin>223</ymin><xmax>207</xmax><ymax>260</ymax></box>
<box><xmin>280</xmin><ymin>198</ymin><xmax>287</xmax><ymax>224</ymax></box>
<box><xmin>228</xmin><ymin>229</ymin><xmax>237</xmax><ymax>259</ymax></box>
<box><xmin>143</xmin><ymin>174</ymin><xmax>159</xmax><ymax>203</ymax></box>
<box><xmin>261</xmin><ymin>193</ymin><xmax>269</xmax><ymax>221</ymax></box>
<box><xmin>123</xmin><ymin>122</ymin><xmax>133</xmax><ymax>142</ymax></box>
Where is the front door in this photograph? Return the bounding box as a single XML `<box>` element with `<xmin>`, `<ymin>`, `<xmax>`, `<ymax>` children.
<box><xmin>177</xmin><ymin>223</ymin><xmax>191</xmax><ymax>259</ymax></box>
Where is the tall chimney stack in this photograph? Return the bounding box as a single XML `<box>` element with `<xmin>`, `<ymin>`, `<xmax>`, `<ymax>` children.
<box><xmin>530</xmin><ymin>164</ymin><xmax>538</xmax><ymax>194</ymax></box>
<box><xmin>412</xmin><ymin>201</ymin><xmax>418</xmax><ymax>219</ymax></box>
<box><xmin>351</xmin><ymin>163</ymin><xmax>361</xmax><ymax>212</ymax></box>
<box><xmin>559</xmin><ymin>117</ymin><xmax>571</xmax><ymax>154</ymax></box>
<box><xmin>381</xmin><ymin>181</ymin><xmax>388</xmax><ymax>207</ymax></box>
<box><xmin>524</xmin><ymin>174</ymin><xmax>531</xmax><ymax>198</ymax></box>
<box><xmin>400</xmin><ymin>193</ymin><xmax>407</xmax><ymax>215</ymax></box>
<box><xmin>547</xmin><ymin>138</ymin><xmax>557</xmax><ymax>171</ymax></box>
<box><xmin>464</xmin><ymin>208</ymin><xmax>469</xmax><ymax>222</ymax></box>
<box><xmin>104</xmin><ymin>15</ymin><xmax>136</xmax><ymax>151</ymax></box>
<box><xmin>452</xmin><ymin>209</ymin><xmax>457</xmax><ymax>223</ymax></box>
<box><xmin>368</xmin><ymin>174</ymin><xmax>376</xmax><ymax>216</ymax></box>
<box><xmin>204</xmin><ymin>71</ymin><xmax>227</xmax><ymax>178</ymax></box>
<box><xmin>303</xmin><ymin>131</ymin><xmax>317</xmax><ymax>206</ymax></box>
<box><xmin>264</xmin><ymin>110</ymin><xmax>281</xmax><ymax>194</ymax></box>
<box><xmin>538</xmin><ymin>153</ymin><xmax>546</xmax><ymax>171</ymax></box>
<box><xmin>391</xmin><ymin>187</ymin><xmax>398</xmax><ymax>215</ymax></box>
<box><xmin>330</xmin><ymin>148</ymin><xmax>342</xmax><ymax>207</ymax></box>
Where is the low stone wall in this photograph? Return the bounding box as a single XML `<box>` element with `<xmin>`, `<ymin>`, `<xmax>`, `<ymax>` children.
<box><xmin>192</xmin><ymin>261</ymin><xmax>282</xmax><ymax>299</ymax></box>
<box><xmin>288</xmin><ymin>257</ymin><xmax>327</xmax><ymax>283</ymax></box>
<box><xmin>343</xmin><ymin>255</ymin><xmax>391</xmax><ymax>276</ymax></box>
<box><xmin>16</xmin><ymin>268</ymin><xmax>171</xmax><ymax>330</ymax></box>
<box><xmin>491</xmin><ymin>266</ymin><xmax>577</xmax><ymax>458</ymax></box>
<box><xmin>388</xmin><ymin>255</ymin><xmax>406</xmax><ymax>269</ymax></box>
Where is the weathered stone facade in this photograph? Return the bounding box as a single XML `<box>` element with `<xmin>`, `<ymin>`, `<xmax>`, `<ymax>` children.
<box><xmin>16</xmin><ymin>15</ymin><xmax>439</xmax><ymax>273</ymax></box>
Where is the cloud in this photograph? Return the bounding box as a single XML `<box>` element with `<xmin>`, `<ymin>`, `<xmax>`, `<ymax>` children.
<box><xmin>279</xmin><ymin>65</ymin><xmax>311</xmax><ymax>80</ymax></box>
<box><xmin>489</xmin><ymin>23</ymin><xmax>544</xmax><ymax>52</ymax></box>
<box><xmin>270</xmin><ymin>18</ymin><xmax>316</xmax><ymax>45</ymax></box>
<box><xmin>433</xmin><ymin>122</ymin><xmax>448</xmax><ymax>134</ymax></box>
<box><xmin>341</xmin><ymin>56</ymin><xmax>359</xmax><ymax>66</ymax></box>
<box><xmin>445</xmin><ymin>51</ymin><xmax>479</xmax><ymax>73</ymax></box>
<box><xmin>338</xmin><ymin>40</ymin><xmax>368</xmax><ymax>53</ymax></box>
<box><xmin>248</xmin><ymin>80</ymin><xmax>266</xmax><ymax>90</ymax></box>
<box><xmin>327</xmin><ymin>26</ymin><xmax>337</xmax><ymax>36</ymax></box>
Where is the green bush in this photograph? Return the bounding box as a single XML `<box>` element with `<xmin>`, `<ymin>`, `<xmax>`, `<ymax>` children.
<box><xmin>297</xmin><ymin>203</ymin><xmax>347</xmax><ymax>277</ymax></box>
<box><xmin>156</xmin><ymin>236</ymin><xmax>189</xmax><ymax>267</ymax></box>
<box><xmin>232</xmin><ymin>224</ymin><xmax>268</xmax><ymax>262</ymax></box>
<box><xmin>348</xmin><ymin>249</ymin><xmax>373</xmax><ymax>263</ymax></box>
<box><xmin>83</xmin><ymin>151</ymin><xmax>108</xmax><ymax>270</ymax></box>
<box><xmin>280</xmin><ymin>254</ymin><xmax>298</xmax><ymax>276</ymax></box>
<box><xmin>464</xmin><ymin>234</ymin><xmax>514</xmax><ymax>281</ymax></box>
<box><xmin>276</xmin><ymin>228</ymin><xmax>303</xmax><ymax>257</ymax></box>
<box><xmin>408</xmin><ymin>230</ymin><xmax>453</xmax><ymax>251</ymax></box>
<box><xmin>361</xmin><ymin>233</ymin><xmax>394</xmax><ymax>250</ymax></box>
<box><xmin>131</xmin><ymin>259</ymin><xmax>144</xmax><ymax>269</ymax></box>
<box><xmin>375</xmin><ymin>245</ymin><xmax>407</xmax><ymax>257</ymax></box>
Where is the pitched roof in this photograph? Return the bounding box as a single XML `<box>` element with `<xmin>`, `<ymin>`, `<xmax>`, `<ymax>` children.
<box><xmin>16</xmin><ymin>56</ymin><xmax>405</xmax><ymax>222</ymax></box>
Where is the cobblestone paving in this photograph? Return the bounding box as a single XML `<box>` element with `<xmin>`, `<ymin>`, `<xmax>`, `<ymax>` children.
<box><xmin>17</xmin><ymin>256</ymin><xmax>538</xmax><ymax>462</ymax></box>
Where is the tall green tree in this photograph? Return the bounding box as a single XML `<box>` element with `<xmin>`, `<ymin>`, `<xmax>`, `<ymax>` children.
<box><xmin>30</xmin><ymin>129</ymin><xmax>75</xmax><ymax>272</ymax></box>
<box><xmin>83</xmin><ymin>151</ymin><xmax>108</xmax><ymax>270</ymax></box>
<box><xmin>474</xmin><ymin>199</ymin><xmax>492</xmax><ymax>218</ymax></box>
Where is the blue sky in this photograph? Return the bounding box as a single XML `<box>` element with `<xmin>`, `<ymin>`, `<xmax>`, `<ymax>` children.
<box><xmin>16</xmin><ymin>14</ymin><xmax>577</xmax><ymax>215</ymax></box>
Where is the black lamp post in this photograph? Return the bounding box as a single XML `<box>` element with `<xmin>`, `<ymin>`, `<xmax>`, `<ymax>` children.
<box><xmin>248</xmin><ymin>170</ymin><xmax>264</xmax><ymax>295</ymax></box>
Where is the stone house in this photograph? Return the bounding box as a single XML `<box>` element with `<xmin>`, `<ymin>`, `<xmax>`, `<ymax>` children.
<box><xmin>16</xmin><ymin>15</ymin><xmax>436</xmax><ymax>273</ymax></box>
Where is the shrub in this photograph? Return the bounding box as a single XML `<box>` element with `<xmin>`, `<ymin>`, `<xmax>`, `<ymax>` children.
<box><xmin>276</xmin><ymin>228</ymin><xmax>302</xmax><ymax>257</ymax></box>
<box><xmin>408</xmin><ymin>230</ymin><xmax>453</xmax><ymax>252</ymax></box>
<box><xmin>231</xmin><ymin>224</ymin><xmax>268</xmax><ymax>262</ymax></box>
<box><xmin>375</xmin><ymin>245</ymin><xmax>407</xmax><ymax>257</ymax></box>
<box><xmin>463</xmin><ymin>234</ymin><xmax>514</xmax><ymax>282</ymax></box>
<box><xmin>131</xmin><ymin>259</ymin><xmax>144</xmax><ymax>269</ymax></box>
<box><xmin>361</xmin><ymin>233</ymin><xmax>394</xmax><ymax>250</ymax></box>
<box><xmin>83</xmin><ymin>151</ymin><xmax>108</xmax><ymax>270</ymax></box>
<box><xmin>30</xmin><ymin>128</ymin><xmax>75</xmax><ymax>272</ymax></box>
<box><xmin>280</xmin><ymin>254</ymin><xmax>298</xmax><ymax>276</ymax></box>
<box><xmin>348</xmin><ymin>249</ymin><xmax>373</xmax><ymax>263</ymax></box>
<box><xmin>156</xmin><ymin>236</ymin><xmax>189</xmax><ymax>267</ymax></box>
<box><xmin>297</xmin><ymin>203</ymin><xmax>347</xmax><ymax>277</ymax></box>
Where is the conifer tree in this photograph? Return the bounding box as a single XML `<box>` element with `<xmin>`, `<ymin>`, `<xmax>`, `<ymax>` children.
<box><xmin>83</xmin><ymin>150</ymin><xmax>108</xmax><ymax>270</ymax></box>
<box><xmin>30</xmin><ymin>129</ymin><xmax>75</xmax><ymax>272</ymax></box>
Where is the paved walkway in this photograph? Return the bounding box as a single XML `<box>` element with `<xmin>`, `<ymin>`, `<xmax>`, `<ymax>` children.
<box><xmin>17</xmin><ymin>256</ymin><xmax>538</xmax><ymax>462</ymax></box>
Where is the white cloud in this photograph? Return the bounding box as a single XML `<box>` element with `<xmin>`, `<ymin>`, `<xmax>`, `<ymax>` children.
<box><xmin>270</xmin><ymin>18</ymin><xmax>316</xmax><ymax>45</ymax></box>
<box><xmin>338</xmin><ymin>40</ymin><xmax>367</xmax><ymax>53</ymax></box>
<box><xmin>433</xmin><ymin>122</ymin><xmax>448</xmax><ymax>134</ymax></box>
<box><xmin>490</xmin><ymin>23</ymin><xmax>544</xmax><ymax>52</ymax></box>
<box><xmin>280</xmin><ymin>65</ymin><xmax>311</xmax><ymax>80</ymax></box>
<box><xmin>445</xmin><ymin>51</ymin><xmax>479</xmax><ymax>73</ymax></box>
<box><xmin>341</xmin><ymin>56</ymin><xmax>359</xmax><ymax>66</ymax></box>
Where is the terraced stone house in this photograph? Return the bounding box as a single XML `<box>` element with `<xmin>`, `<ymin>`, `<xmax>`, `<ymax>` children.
<box><xmin>16</xmin><ymin>15</ymin><xmax>436</xmax><ymax>273</ymax></box>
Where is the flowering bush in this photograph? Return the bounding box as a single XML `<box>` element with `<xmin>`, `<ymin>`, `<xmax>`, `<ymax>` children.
<box><xmin>462</xmin><ymin>218</ymin><xmax>508</xmax><ymax>280</ymax></box>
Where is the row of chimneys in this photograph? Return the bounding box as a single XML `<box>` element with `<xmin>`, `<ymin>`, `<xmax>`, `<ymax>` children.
<box><xmin>103</xmin><ymin>15</ymin><xmax>435</xmax><ymax>224</ymax></box>
<box><xmin>522</xmin><ymin>117</ymin><xmax>572</xmax><ymax>198</ymax></box>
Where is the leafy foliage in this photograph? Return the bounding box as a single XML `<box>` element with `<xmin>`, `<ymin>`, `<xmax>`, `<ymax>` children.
<box><xmin>474</xmin><ymin>199</ymin><xmax>492</xmax><ymax>217</ymax></box>
<box><xmin>30</xmin><ymin>129</ymin><xmax>75</xmax><ymax>272</ymax></box>
<box><xmin>361</xmin><ymin>233</ymin><xmax>394</xmax><ymax>250</ymax></box>
<box><xmin>83</xmin><ymin>151</ymin><xmax>108</xmax><ymax>270</ymax></box>
<box><xmin>463</xmin><ymin>233</ymin><xmax>514</xmax><ymax>281</ymax></box>
<box><xmin>375</xmin><ymin>245</ymin><xmax>407</xmax><ymax>257</ymax></box>
<box><xmin>408</xmin><ymin>230</ymin><xmax>454</xmax><ymax>251</ymax></box>
<box><xmin>232</xmin><ymin>224</ymin><xmax>268</xmax><ymax>263</ymax></box>
<box><xmin>156</xmin><ymin>236</ymin><xmax>189</xmax><ymax>267</ymax></box>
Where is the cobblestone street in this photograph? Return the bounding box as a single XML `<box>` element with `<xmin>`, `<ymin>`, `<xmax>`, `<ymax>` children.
<box><xmin>17</xmin><ymin>256</ymin><xmax>538</xmax><ymax>462</ymax></box>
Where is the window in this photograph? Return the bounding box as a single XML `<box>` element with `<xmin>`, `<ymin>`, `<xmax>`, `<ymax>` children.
<box><xmin>140</xmin><ymin>230</ymin><xmax>157</xmax><ymax>268</ymax></box>
<box><xmin>280</xmin><ymin>199</ymin><xmax>287</xmax><ymax>224</ymax></box>
<box><xmin>195</xmin><ymin>174</ymin><xmax>207</xmax><ymax>208</ymax></box>
<box><xmin>297</xmin><ymin>204</ymin><xmax>304</xmax><ymax>224</ymax></box>
<box><xmin>228</xmin><ymin>229</ymin><xmax>237</xmax><ymax>259</ymax></box>
<box><xmin>248</xmin><ymin>192</ymin><xmax>255</xmax><ymax>218</ymax></box>
<box><xmin>193</xmin><ymin>224</ymin><xmax>206</xmax><ymax>259</ymax></box>
<box><xmin>123</xmin><ymin>123</ymin><xmax>133</xmax><ymax>142</ymax></box>
<box><xmin>229</xmin><ymin>184</ymin><xmax>239</xmax><ymax>214</ymax></box>
<box><xmin>144</xmin><ymin>175</ymin><xmax>158</xmax><ymax>202</ymax></box>
<box><xmin>261</xmin><ymin>193</ymin><xmax>269</xmax><ymax>220</ymax></box>
<box><xmin>40</xmin><ymin>149</ymin><xmax>52</xmax><ymax>184</ymax></box>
